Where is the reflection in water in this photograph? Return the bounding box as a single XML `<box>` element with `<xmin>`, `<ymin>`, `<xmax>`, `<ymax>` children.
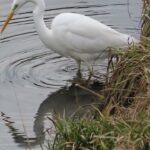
<box><xmin>1</xmin><ymin>111</ymin><xmax>42</xmax><ymax>148</ymax></box>
<box><xmin>1</xmin><ymin>81</ymin><xmax>104</xmax><ymax>148</ymax></box>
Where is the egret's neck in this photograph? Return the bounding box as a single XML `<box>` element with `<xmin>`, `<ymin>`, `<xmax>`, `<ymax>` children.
<box><xmin>33</xmin><ymin>2</ymin><xmax>52</xmax><ymax>46</ymax></box>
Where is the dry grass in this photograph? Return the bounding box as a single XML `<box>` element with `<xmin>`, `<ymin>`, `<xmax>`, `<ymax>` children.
<box><xmin>102</xmin><ymin>44</ymin><xmax>150</xmax><ymax>117</ymax></box>
<box><xmin>141</xmin><ymin>0</ymin><xmax>150</xmax><ymax>37</ymax></box>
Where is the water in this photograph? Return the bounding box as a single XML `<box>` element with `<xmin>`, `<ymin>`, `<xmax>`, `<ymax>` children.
<box><xmin>0</xmin><ymin>0</ymin><xmax>141</xmax><ymax>149</ymax></box>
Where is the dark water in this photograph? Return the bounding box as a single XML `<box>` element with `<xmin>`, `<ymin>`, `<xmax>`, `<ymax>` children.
<box><xmin>0</xmin><ymin>0</ymin><xmax>141</xmax><ymax>149</ymax></box>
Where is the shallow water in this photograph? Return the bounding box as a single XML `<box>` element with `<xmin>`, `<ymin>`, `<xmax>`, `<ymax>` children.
<box><xmin>0</xmin><ymin>0</ymin><xmax>141</xmax><ymax>149</ymax></box>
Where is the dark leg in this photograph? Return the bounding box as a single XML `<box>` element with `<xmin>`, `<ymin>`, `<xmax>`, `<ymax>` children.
<box><xmin>76</xmin><ymin>60</ymin><xmax>82</xmax><ymax>78</ymax></box>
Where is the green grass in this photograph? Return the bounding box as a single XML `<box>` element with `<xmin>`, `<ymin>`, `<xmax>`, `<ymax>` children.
<box><xmin>47</xmin><ymin>111</ymin><xmax>149</xmax><ymax>150</ymax></box>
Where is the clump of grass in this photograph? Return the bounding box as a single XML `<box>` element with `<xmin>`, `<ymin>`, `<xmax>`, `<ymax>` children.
<box><xmin>103</xmin><ymin>43</ymin><xmax>150</xmax><ymax>115</ymax></box>
<box><xmin>47</xmin><ymin>112</ymin><xmax>149</xmax><ymax>150</ymax></box>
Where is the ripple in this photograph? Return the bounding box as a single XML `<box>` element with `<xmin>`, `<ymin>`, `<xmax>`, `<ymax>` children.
<box><xmin>0</xmin><ymin>49</ymin><xmax>80</xmax><ymax>89</ymax></box>
<box><xmin>0</xmin><ymin>48</ymin><xmax>107</xmax><ymax>90</ymax></box>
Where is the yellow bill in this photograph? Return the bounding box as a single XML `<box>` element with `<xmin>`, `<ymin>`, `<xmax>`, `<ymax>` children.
<box><xmin>1</xmin><ymin>10</ymin><xmax>15</xmax><ymax>33</ymax></box>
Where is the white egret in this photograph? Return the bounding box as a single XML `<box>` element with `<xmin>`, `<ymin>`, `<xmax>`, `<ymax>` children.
<box><xmin>1</xmin><ymin>0</ymin><xmax>138</xmax><ymax>75</ymax></box>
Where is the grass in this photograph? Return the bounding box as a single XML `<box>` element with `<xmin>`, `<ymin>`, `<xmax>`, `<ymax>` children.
<box><xmin>47</xmin><ymin>112</ymin><xmax>149</xmax><ymax>150</ymax></box>
<box><xmin>141</xmin><ymin>0</ymin><xmax>150</xmax><ymax>37</ymax></box>
<box><xmin>46</xmin><ymin>0</ymin><xmax>150</xmax><ymax>149</ymax></box>
<box><xmin>102</xmin><ymin>44</ymin><xmax>150</xmax><ymax>115</ymax></box>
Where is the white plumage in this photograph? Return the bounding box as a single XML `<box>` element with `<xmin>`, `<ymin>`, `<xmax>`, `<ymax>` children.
<box><xmin>50</xmin><ymin>13</ymin><xmax>136</xmax><ymax>58</ymax></box>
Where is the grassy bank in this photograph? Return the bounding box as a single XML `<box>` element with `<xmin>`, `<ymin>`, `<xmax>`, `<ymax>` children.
<box><xmin>48</xmin><ymin>113</ymin><xmax>149</xmax><ymax>150</ymax></box>
<box><xmin>46</xmin><ymin>1</ymin><xmax>150</xmax><ymax>150</ymax></box>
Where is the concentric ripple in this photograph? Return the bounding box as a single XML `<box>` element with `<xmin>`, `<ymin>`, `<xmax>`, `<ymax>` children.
<box><xmin>0</xmin><ymin>49</ymin><xmax>84</xmax><ymax>89</ymax></box>
<box><xmin>0</xmin><ymin>48</ymin><xmax>107</xmax><ymax>90</ymax></box>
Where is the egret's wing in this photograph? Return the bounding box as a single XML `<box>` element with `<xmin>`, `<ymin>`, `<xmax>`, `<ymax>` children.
<box><xmin>52</xmin><ymin>13</ymin><xmax>125</xmax><ymax>53</ymax></box>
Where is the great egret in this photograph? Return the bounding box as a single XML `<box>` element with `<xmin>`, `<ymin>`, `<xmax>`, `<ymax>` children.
<box><xmin>1</xmin><ymin>0</ymin><xmax>138</xmax><ymax>75</ymax></box>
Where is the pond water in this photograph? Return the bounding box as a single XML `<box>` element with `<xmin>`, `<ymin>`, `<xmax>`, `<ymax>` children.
<box><xmin>0</xmin><ymin>0</ymin><xmax>141</xmax><ymax>149</ymax></box>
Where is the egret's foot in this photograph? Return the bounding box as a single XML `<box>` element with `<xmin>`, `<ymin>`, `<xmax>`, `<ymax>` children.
<box><xmin>70</xmin><ymin>75</ymin><xmax>87</xmax><ymax>86</ymax></box>
<box><xmin>68</xmin><ymin>70</ymin><xmax>83</xmax><ymax>84</ymax></box>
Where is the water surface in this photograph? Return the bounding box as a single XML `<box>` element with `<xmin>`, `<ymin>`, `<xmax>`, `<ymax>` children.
<box><xmin>0</xmin><ymin>0</ymin><xmax>141</xmax><ymax>149</ymax></box>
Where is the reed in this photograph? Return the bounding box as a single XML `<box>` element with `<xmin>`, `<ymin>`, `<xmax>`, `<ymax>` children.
<box><xmin>141</xmin><ymin>0</ymin><xmax>150</xmax><ymax>37</ymax></box>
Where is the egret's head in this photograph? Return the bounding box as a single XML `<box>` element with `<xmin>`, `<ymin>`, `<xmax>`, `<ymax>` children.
<box><xmin>1</xmin><ymin>0</ymin><xmax>41</xmax><ymax>33</ymax></box>
<box><xmin>0</xmin><ymin>0</ymin><xmax>28</xmax><ymax>33</ymax></box>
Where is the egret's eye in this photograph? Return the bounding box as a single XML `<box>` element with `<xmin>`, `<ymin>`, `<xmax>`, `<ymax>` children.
<box><xmin>13</xmin><ymin>4</ymin><xmax>19</xmax><ymax>10</ymax></box>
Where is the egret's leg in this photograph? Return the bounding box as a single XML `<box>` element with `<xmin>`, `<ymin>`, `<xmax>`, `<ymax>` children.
<box><xmin>83</xmin><ymin>61</ymin><xmax>93</xmax><ymax>79</ymax></box>
<box><xmin>87</xmin><ymin>64</ymin><xmax>93</xmax><ymax>76</ymax></box>
<box><xmin>76</xmin><ymin>60</ymin><xmax>82</xmax><ymax>78</ymax></box>
<box><xmin>77</xmin><ymin>60</ymin><xmax>81</xmax><ymax>72</ymax></box>
<box><xmin>87</xmin><ymin>64</ymin><xmax>93</xmax><ymax>80</ymax></box>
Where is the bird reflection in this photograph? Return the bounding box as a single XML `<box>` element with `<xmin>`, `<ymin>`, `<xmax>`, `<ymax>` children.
<box><xmin>1</xmin><ymin>81</ymin><xmax>104</xmax><ymax>149</ymax></box>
